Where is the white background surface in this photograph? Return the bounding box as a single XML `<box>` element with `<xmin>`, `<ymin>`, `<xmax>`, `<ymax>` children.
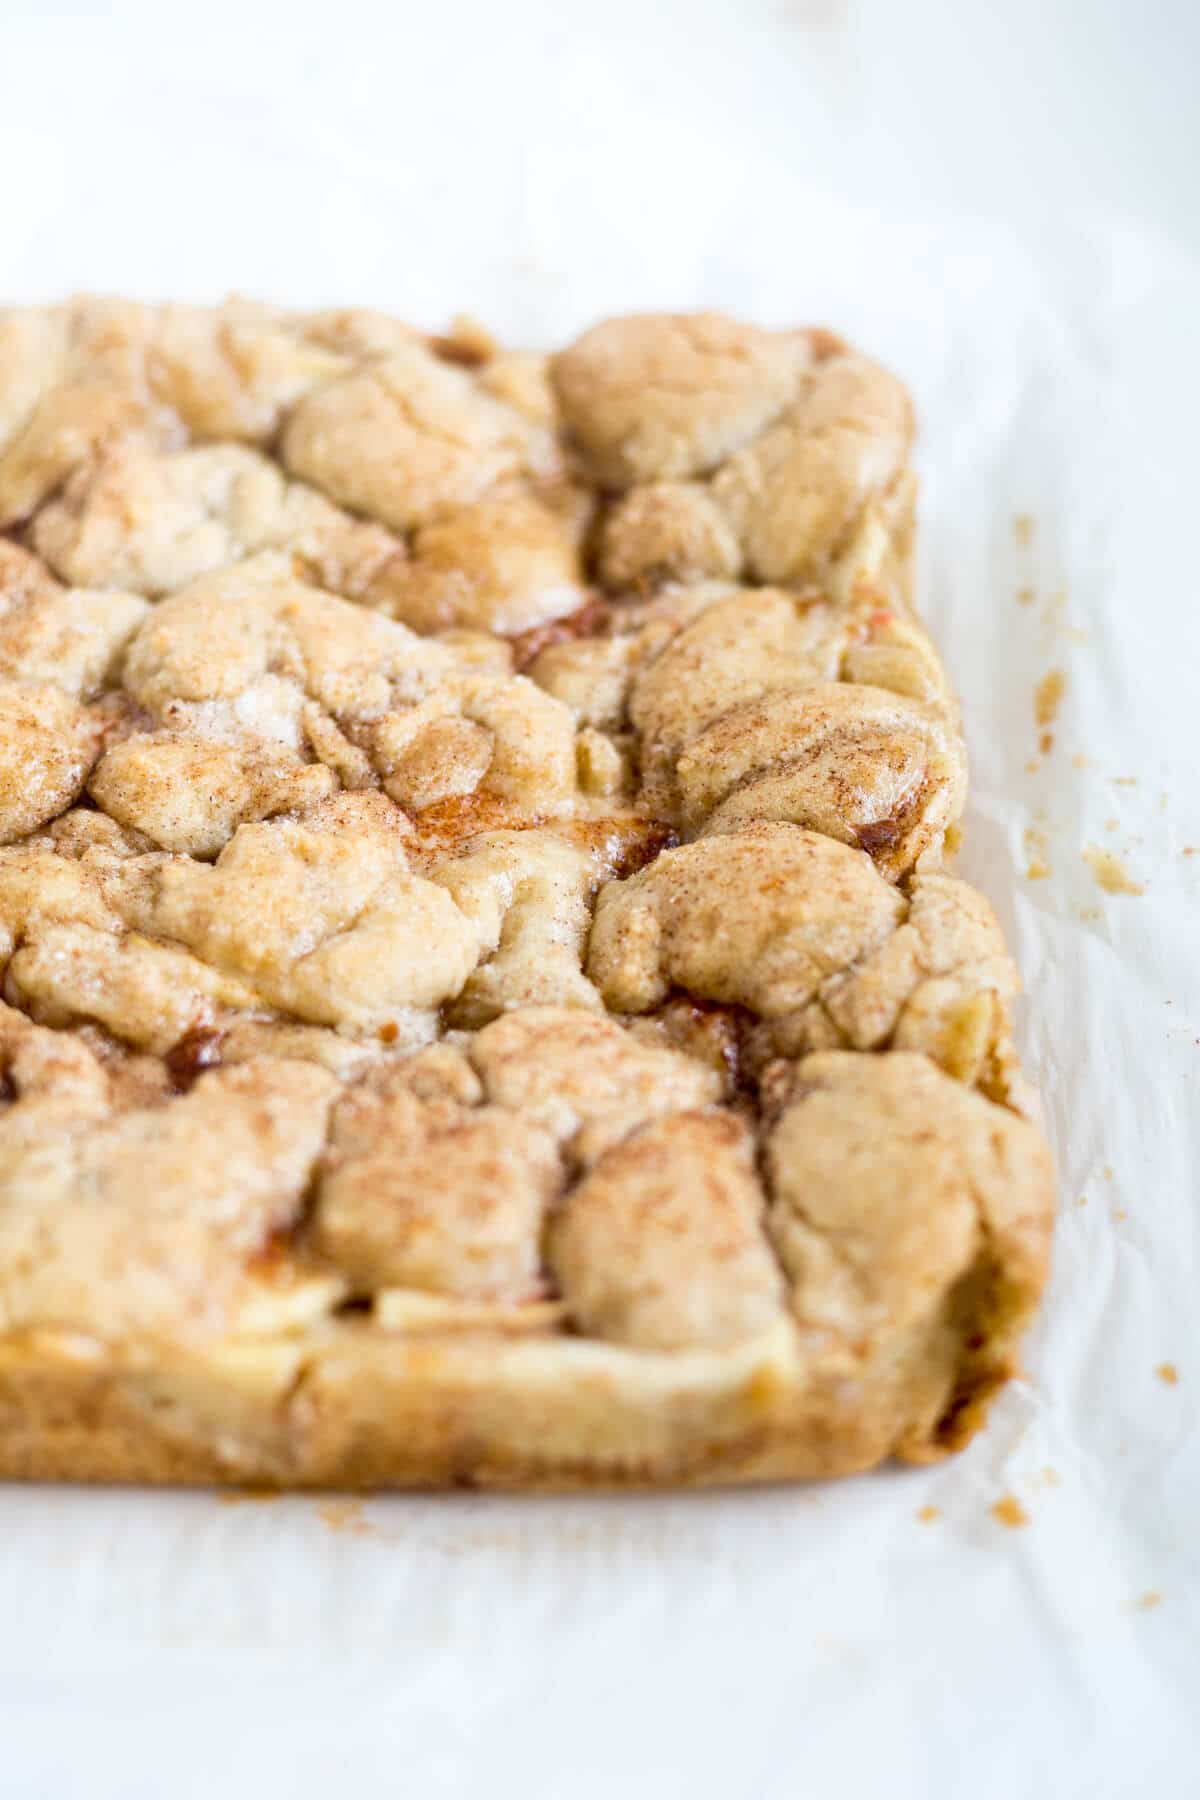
<box><xmin>2</xmin><ymin>2</ymin><xmax>1199</xmax><ymax>1795</ymax></box>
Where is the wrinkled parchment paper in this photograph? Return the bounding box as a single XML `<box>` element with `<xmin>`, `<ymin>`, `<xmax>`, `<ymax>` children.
<box><xmin>2</xmin><ymin>11</ymin><xmax>1198</xmax><ymax>1796</ymax></box>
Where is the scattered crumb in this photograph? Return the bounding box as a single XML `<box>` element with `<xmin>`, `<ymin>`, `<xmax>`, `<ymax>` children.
<box><xmin>1013</xmin><ymin>514</ymin><xmax>1035</xmax><ymax>547</ymax></box>
<box><xmin>1034</xmin><ymin>668</ymin><xmax>1067</xmax><ymax>729</ymax></box>
<box><xmin>1083</xmin><ymin>845</ymin><xmax>1144</xmax><ymax>895</ymax></box>
<box><xmin>916</xmin><ymin>1505</ymin><xmax>940</xmax><ymax>1524</ymax></box>
<box><xmin>1157</xmin><ymin>1362</ymin><xmax>1179</xmax><ymax>1387</ymax></box>
<box><xmin>1024</xmin><ymin>826</ymin><xmax>1051</xmax><ymax>879</ymax></box>
<box><xmin>1104</xmin><ymin>817</ymin><xmax>1119</xmax><ymax>832</ymax></box>
<box><xmin>1041</xmin><ymin>589</ymin><xmax>1068</xmax><ymax>629</ymax></box>
<box><xmin>1115</xmin><ymin>1208</ymin><xmax>1127</xmax><ymax>1221</ymax></box>
<box><xmin>1111</xmin><ymin>776</ymin><xmax>1138</xmax><ymax>787</ymax></box>
<box><xmin>1016</xmin><ymin>586</ymin><xmax>1035</xmax><ymax>606</ymax></box>
<box><xmin>1077</xmin><ymin>1194</ymin><xmax>1088</xmax><ymax>1207</ymax></box>
<box><xmin>1135</xmin><ymin>1590</ymin><xmax>1163</xmax><ymax>1611</ymax></box>
<box><xmin>1038</xmin><ymin>731</ymin><xmax>1054</xmax><ymax>755</ymax></box>
<box><xmin>1039</xmin><ymin>1466</ymin><xmax>1061</xmax><ymax>1488</ymax></box>
<box><xmin>991</xmin><ymin>1494</ymin><xmax>1030</xmax><ymax>1529</ymax></box>
<box><xmin>1103</xmin><ymin>1165</ymin><xmax>1114</xmax><ymax>1181</ymax></box>
<box><xmin>316</xmin><ymin>1498</ymin><xmax>375</xmax><ymax>1536</ymax></box>
<box><xmin>1183</xmin><ymin>846</ymin><xmax>1198</xmax><ymax>858</ymax></box>
<box><xmin>1024</xmin><ymin>755</ymin><xmax>1041</xmax><ymax>775</ymax></box>
<box><xmin>1076</xmin><ymin>905</ymin><xmax>1102</xmax><ymax>922</ymax></box>
<box><xmin>1071</xmin><ymin>753</ymin><xmax>1093</xmax><ymax>770</ymax></box>
<box><xmin>219</xmin><ymin>1487</ymin><xmax>281</xmax><ymax>1506</ymax></box>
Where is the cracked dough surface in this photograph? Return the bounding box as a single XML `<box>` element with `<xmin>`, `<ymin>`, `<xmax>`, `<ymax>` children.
<box><xmin>0</xmin><ymin>300</ymin><xmax>1053</xmax><ymax>1491</ymax></box>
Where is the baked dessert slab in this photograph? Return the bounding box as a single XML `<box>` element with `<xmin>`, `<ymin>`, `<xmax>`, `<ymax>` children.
<box><xmin>0</xmin><ymin>301</ymin><xmax>1054</xmax><ymax>1489</ymax></box>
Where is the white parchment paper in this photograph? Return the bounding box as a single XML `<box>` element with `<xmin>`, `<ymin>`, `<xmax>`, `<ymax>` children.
<box><xmin>1</xmin><ymin>5</ymin><xmax>1198</xmax><ymax>1795</ymax></box>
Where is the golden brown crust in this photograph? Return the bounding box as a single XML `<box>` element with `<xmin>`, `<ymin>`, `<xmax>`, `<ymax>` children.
<box><xmin>0</xmin><ymin>299</ymin><xmax>1055</xmax><ymax>1491</ymax></box>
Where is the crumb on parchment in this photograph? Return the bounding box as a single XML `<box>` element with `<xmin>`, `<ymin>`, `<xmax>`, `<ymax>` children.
<box><xmin>1083</xmin><ymin>845</ymin><xmax>1144</xmax><ymax>896</ymax></box>
<box><xmin>1157</xmin><ymin>1363</ymin><xmax>1179</xmax><ymax>1386</ymax></box>
<box><xmin>1034</xmin><ymin>669</ymin><xmax>1066</xmax><ymax>729</ymax></box>
<box><xmin>1024</xmin><ymin>825</ymin><xmax>1051</xmax><ymax>881</ymax></box>
<box><xmin>991</xmin><ymin>1494</ymin><xmax>1030</xmax><ymax>1529</ymax></box>
<box><xmin>316</xmin><ymin>1498</ymin><xmax>375</xmax><ymax>1536</ymax></box>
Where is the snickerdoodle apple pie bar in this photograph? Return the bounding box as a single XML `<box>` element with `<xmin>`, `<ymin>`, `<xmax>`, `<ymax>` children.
<box><xmin>0</xmin><ymin>301</ymin><xmax>1054</xmax><ymax>1488</ymax></box>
